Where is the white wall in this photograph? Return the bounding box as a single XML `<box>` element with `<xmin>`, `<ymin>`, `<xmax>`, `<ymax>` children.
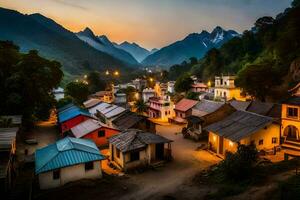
<box><xmin>38</xmin><ymin>161</ymin><xmax>102</xmax><ymax>189</ymax></box>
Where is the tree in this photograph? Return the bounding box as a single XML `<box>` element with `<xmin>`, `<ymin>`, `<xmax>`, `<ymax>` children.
<box><xmin>186</xmin><ymin>92</ymin><xmax>199</xmax><ymax>100</ymax></box>
<box><xmin>236</xmin><ymin>62</ymin><xmax>281</xmax><ymax>101</ymax></box>
<box><xmin>0</xmin><ymin>41</ymin><xmax>63</xmax><ymax>127</ymax></box>
<box><xmin>56</xmin><ymin>96</ymin><xmax>73</xmax><ymax>109</ymax></box>
<box><xmin>219</xmin><ymin>144</ymin><xmax>258</xmax><ymax>181</ymax></box>
<box><xmin>87</xmin><ymin>71</ymin><xmax>106</xmax><ymax>93</ymax></box>
<box><xmin>175</xmin><ymin>73</ymin><xmax>193</xmax><ymax>93</ymax></box>
<box><xmin>65</xmin><ymin>81</ymin><xmax>89</xmax><ymax>104</ymax></box>
<box><xmin>121</xmin><ymin>86</ymin><xmax>137</xmax><ymax>102</ymax></box>
<box><xmin>292</xmin><ymin>0</ymin><xmax>300</xmax><ymax>7</ymax></box>
<box><xmin>134</xmin><ymin>99</ymin><xmax>148</xmax><ymax>114</ymax></box>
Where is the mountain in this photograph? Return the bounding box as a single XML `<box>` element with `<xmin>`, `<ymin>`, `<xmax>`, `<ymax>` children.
<box><xmin>76</xmin><ymin>28</ymin><xmax>139</xmax><ymax>65</ymax></box>
<box><xmin>142</xmin><ymin>26</ymin><xmax>239</xmax><ymax>67</ymax></box>
<box><xmin>114</xmin><ymin>41</ymin><xmax>153</xmax><ymax>63</ymax></box>
<box><xmin>150</xmin><ymin>48</ymin><xmax>159</xmax><ymax>54</ymax></box>
<box><xmin>0</xmin><ymin>7</ymin><xmax>131</xmax><ymax>80</ymax></box>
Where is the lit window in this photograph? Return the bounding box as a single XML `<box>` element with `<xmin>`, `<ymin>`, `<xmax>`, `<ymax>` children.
<box><xmin>272</xmin><ymin>137</ymin><xmax>277</xmax><ymax>144</ymax></box>
<box><xmin>259</xmin><ymin>139</ymin><xmax>263</xmax><ymax>145</ymax></box>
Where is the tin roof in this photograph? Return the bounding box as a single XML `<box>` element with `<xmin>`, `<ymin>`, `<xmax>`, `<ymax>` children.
<box><xmin>109</xmin><ymin>129</ymin><xmax>172</xmax><ymax>153</ymax></box>
<box><xmin>0</xmin><ymin>128</ymin><xmax>18</xmax><ymax>150</ymax></box>
<box><xmin>175</xmin><ymin>98</ymin><xmax>199</xmax><ymax>112</ymax></box>
<box><xmin>57</xmin><ymin>103</ymin><xmax>76</xmax><ymax>113</ymax></box>
<box><xmin>35</xmin><ymin>137</ymin><xmax>105</xmax><ymax>174</ymax></box>
<box><xmin>58</xmin><ymin>106</ymin><xmax>92</xmax><ymax>123</ymax></box>
<box><xmin>71</xmin><ymin>119</ymin><xmax>117</xmax><ymax>138</ymax></box>
<box><xmin>205</xmin><ymin>110</ymin><xmax>274</xmax><ymax>142</ymax></box>
<box><xmin>246</xmin><ymin>101</ymin><xmax>275</xmax><ymax>116</ymax></box>
<box><xmin>0</xmin><ymin>115</ymin><xmax>22</xmax><ymax>125</ymax></box>
<box><xmin>229</xmin><ymin>100</ymin><xmax>251</xmax><ymax>111</ymax></box>
<box><xmin>112</xmin><ymin>111</ymin><xmax>147</xmax><ymax>130</ymax></box>
<box><xmin>83</xmin><ymin>99</ymin><xmax>102</xmax><ymax>109</ymax></box>
<box><xmin>192</xmin><ymin>100</ymin><xmax>224</xmax><ymax>117</ymax></box>
<box><xmin>88</xmin><ymin>102</ymin><xmax>111</xmax><ymax>115</ymax></box>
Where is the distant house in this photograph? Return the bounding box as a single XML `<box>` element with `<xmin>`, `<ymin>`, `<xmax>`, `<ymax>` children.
<box><xmin>0</xmin><ymin>128</ymin><xmax>18</xmax><ymax>192</ymax></box>
<box><xmin>154</xmin><ymin>82</ymin><xmax>168</xmax><ymax>97</ymax></box>
<box><xmin>186</xmin><ymin>100</ymin><xmax>236</xmax><ymax>140</ymax></box>
<box><xmin>167</xmin><ymin>81</ymin><xmax>175</xmax><ymax>94</ymax></box>
<box><xmin>205</xmin><ymin>110</ymin><xmax>280</xmax><ymax>157</ymax></box>
<box><xmin>58</xmin><ymin>106</ymin><xmax>93</xmax><ymax>134</ymax></box>
<box><xmin>0</xmin><ymin>115</ymin><xmax>22</xmax><ymax>127</ymax></box>
<box><xmin>281</xmin><ymin>96</ymin><xmax>300</xmax><ymax>158</ymax></box>
<box><xmin>90</xmin><ymin>91</ymin><xmax>114</xmax><ymax>103</ymax></box>
<box><xmin>112</xmin><ymin>110</ymin><xmax>150</xmax><ymax>131</ymax></box>
<box><xmin>142</xmin><ymin>88</ymin><xmax>156</xmax><ymax>102</ymax></box>
<box><xmin>53</xmin><ymin>87</ymin><xmax>64</xmax><ymax>101</ymax></box>
<box><xmin>190</xmin><ymin>83</ymin><xmax>208</xmax><ymax>93</ymax></box>
<box><xmin>114</xmin><ymin>93</ymin><xmax>127</xmax><ymax>105</ymax></box>
<box><xmin>35</xmin><ymin>137</ymin><xmax>105</xmax><ymax>189</ymax></box>
<box><xmin>171</xmin><ymin>98</ymin><xmax>198</xmax><ymax>123</ymax></box>
<box><xmin>91</xmin><ymin>103</ymin><xmax>127</xmax><ymax>126</ymax></box>
<box><xmin>83</xmin><ymin>98</ymin><xmax>102</xmax><ymax>109</ymax></box>
<box><xmin>132</xmin><ymin>78</ymin><xmax>147</xmax><ymax>91</ymax></box>
<box><xmin>148</xmin><ymin>96</ymin><xmax>174</xmax><ymax>122</ymax></box>
<box><xmin>214</xmin><ymin>75</ymin><xmax>248</xmax><ymax>101</ymax></box>
<box><xmin>108</xmin><ymin>129</ymin><xmax>172</xmax><ymax>171</ymax></box>
<box><xmin>70</xmin><ymin>119</ymin><xmax>120</xmax><ymax>147</ymax></box>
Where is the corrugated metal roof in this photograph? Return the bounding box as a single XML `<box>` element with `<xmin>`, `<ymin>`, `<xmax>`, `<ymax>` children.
<box><xmin>205</xmin><ymin>110</ymin><xmax>274</xmax><ymax>142</ymax></box>
<box><xmin>192</xmin><ymin>100</ymin><xmax>224</xmax><ymax>117</ymax></box>
<box><xmin>88</xmin><ymin>102</ymin><xmax>111</xmax><ymax>115</ymax></box>
<box><xmin>35</xmin><ymin>137</ymin><xmax>105</xmax><ymax>174</ymax></box>
<box><xmin>229</xmin><ymin>100</ymin><xmax>251</xmax><ymax>111</ymax></box>
<box><xmin>57</xmin><ymin>103</ymin><xmax>75</xmax><ymax>113</ymax></box>
<box><xmin>246</xmin><ymin>101</ymin><xmax>274</xmax><ymax>116</ymax></box>
<box><xmin>71</xmin><ymin>119</ymin><xmax>116</xmax><ymax>138</ymax></box>
<box><xmin>112</xmin><ymin>111</ymin><xmax>147</xmax><ymax>130</ymax></box>
<box><xmin>83</xmin><ymin>99</ymin><xmax>102</xmax><ymax>109</ymax></box>
<box><xmin>0</xmin><ymin>128</ymin><xmax>18</xmax><ymax>150</ymax></box>
<box><xmin>0</xmin><ymin>115</ymin><xmax>22</xmax><ymax>125</ymax></box>
<box><xmin>58</xmin><ymin>106</ymin><xmax>92</xmax><ymax>123</ymax></box>
<box><xmin>175</xmin><ymin>98</ymin><xmax>199</xmax><ymax>112</ymax></box>
<box><xmin>109</xmin><ymin>129</ymin><xmax>172</xmax><ymax>152</ymax></box>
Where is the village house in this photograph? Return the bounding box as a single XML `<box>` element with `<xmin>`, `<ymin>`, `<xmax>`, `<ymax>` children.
<box><xmin>108</xmin><ymin>129</ymin><xmax>172</xmax><ymax>171</ymax></box>
<box><xmin>281</xmin><ymin>96</ymin><xmax>300</xmax><ymax>158</ymax></box>
<box><xmin>171</xmin><ymin>98</ymin><xmax>198</xmax><ymax>124</ymax></box>
<box><xmin>214</xmin><ymin>75</ymin><xmax>248</xmax><ymax>101</ymax></box>
<box><xmin>112</xmin><ymin>110</ymin><xmax>152</xmax><ymax>132</ymax></box>
<box><xmin>0</xmin><ymin>128</ymin><xmax>18</xmax><ymax>192</ymax></box>
<box><xmin>205</xmin><ymin>110</ymin><xmax>280</xmax><ymax>157</ymax></box>
<box><xmin>148</xmin><ymin>96</ymin><xmax>174</xmax><ymax>122</ymax></box>
<box><xmin>132</xmin><ymin>78</ymin><xmax>147</xmax><ymax>91</ymax></box>
<box><xmin>142</xmin><ymin>88</ymin><xmax>156</xmax><ymax>102</ymax></box>
<box><xmin>35</xmin><ymin>137</ymin><xmax>105</xmax><ymax>189</ymax></box>
<box><xmin>190</xmin><ymin>83</ymin><xmax>208</xmax><ymax>93</ymax></box>
<box><xmin>70</xmin><ymin>119</ymin><xmax>120</xmax><ymax>147</ymax></box>
<box><xmin>113</xmin><ymin>83</ymin><xmax>136</xmax><ymax>94</ymax></box>
<box><xmin>186</xmin><ymin>100</ymin><xmax>236</xmax><ymax>140</ymax></box>
<box><xmin>0</xmin><ymin>115</ymin><xmax>22</xmax><ymax>127</ymax></box>
<box><xmin>52</xmin><ymin>87</ymin><xmax>64</xmax><ymax>101</ymax></box>
<box><xmin>58</xmin><ymin>105</ymin><xmax>93</xmax><ymax>134</ymax></box>
<box><xmin>114</xmin><ymin>92</ymin><xmax>127</xmax><ymax>105</ymax></box>
<box><xmin>90</xmin><ymin>91</ymin><xmax>114</xmax><ymax>103</ymax></box>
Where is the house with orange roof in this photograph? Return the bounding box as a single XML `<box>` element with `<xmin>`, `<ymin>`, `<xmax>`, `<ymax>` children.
<box><xmin>190</xmin><ymin>83</ymin><xmax>208</xmax><ymax>93</ymax></box>
<box><xmin>171</xmin><ymin>98</ymin><xmax>199</xmax><ymax>123</ymax></box>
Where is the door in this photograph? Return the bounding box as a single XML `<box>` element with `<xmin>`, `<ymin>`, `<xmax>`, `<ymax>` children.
<box><xmin>155</xmin><ymin>143</ymin><xmax>164</xmax><ymax>160</ymax></box>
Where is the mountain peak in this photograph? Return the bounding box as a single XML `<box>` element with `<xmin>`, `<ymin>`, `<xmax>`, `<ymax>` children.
<box><xmin>211</xmin><ymin>26</ymin><xmax>224</xmax><ymax>34</ymax></box>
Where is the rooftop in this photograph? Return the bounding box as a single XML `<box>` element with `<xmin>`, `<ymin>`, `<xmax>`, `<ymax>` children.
<box><xmin>58</xmin><ymin>106</ymin><xmax>92</xmax><ymax>123</ymax></box>
<box><xmin>35</xmin><ymin>137</ymin><xmax>105</xmax><ymax>174</ymax></box>
<box><xmin>175</xmin><ymin>98</ymin><xmax>199</xmax><ymax>112</ymax></box>
<box><xmin>229</xmin><ymin>100</ymin><xmax>251</xmax><ymax>111</ymax></box>
<box><xmin>0</xmin><ymin>128</ymin><xmax>18</xmax><ymax>150</ymax></box>
<box><xmin>109</xmin><ymin>129</ymin><xmax>172</xmax><ymax>153</ymax></box>
<box><xmin>283</xmin><ymin>96</ymin><xmax>300</xmax><ymax>106</ymax></box>
<box><xmin>192</xmin><ymin>83</ymin><xmax>208</xmax><ymax>88</ymax></box>
<box><xmin>192</xmin><ymin>100</ymin><xmax>224</xmax><ymax>117</ymax></box>
<box><xmin>205</xmin><ymin>110</ymin><xmax>273</xmax><ymax>142</ymax></box>
<box><xmin>83</xmin><ymin>98</ymin><xmax>102</xmax><ymax>109</ymax></box>
<box><xmin>112</xmin><ymin>111</ymin><xmax>147</xmax><ymax>130</ymax></box>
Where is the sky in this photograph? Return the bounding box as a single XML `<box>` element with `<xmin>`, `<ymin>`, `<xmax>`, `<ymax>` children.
<box><xmin>0</xmin><ymin>0</ymin><xmax>293</xmax><ymax>49</ymax></box>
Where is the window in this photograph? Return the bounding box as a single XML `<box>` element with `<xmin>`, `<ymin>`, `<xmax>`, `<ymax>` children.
<box><xmin>98</xmin><ymin>130</ymin><xmax>105</xmax><ymax>137</ymax></box>
<box><xmin>165</xmin><ymin>111</ymin><xmax>168</xmax><ymax>115</ymax></box>
<box><xmin>130</xmin><ymin>151</ymin><xmax>140</xmax><ymax>162</ymax></box>
<box><xmin>272</xmin><ymin>137</ymin><xmax>278</xmax><ymax>144</ymax></box>
<box><xmin>180</xmin><ymin>113</ymin><xmax>183</xmax><ymax>118</ymax></box>
<box><xmin>53</xmin><ymin>169</ymin><xmax>60</xmax><ymax>180</ymax></box>
<box><xmin>287</xmin><ymin>107</ymin><xmax>298</xmax><ymax>118</ymax></box>
<box><xmin>85</xmin><ymin>161</ymin><xmax>94</xmax><ymax>171</ymax></box>
<box><xmin>116</xmin><ymin>148</ymin><xmax>120</xmax><ymax>158</ymax></box>
<box><xmin>259</xmin><ymin>139</ymin><xmax>263</xmax><ymax>145</ymax></box>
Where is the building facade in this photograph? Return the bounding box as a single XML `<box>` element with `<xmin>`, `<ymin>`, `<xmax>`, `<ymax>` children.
<box><xmin>148</xmin><ymin>96</ymin><xmax>174</xmax><ymax>122</ymax></box>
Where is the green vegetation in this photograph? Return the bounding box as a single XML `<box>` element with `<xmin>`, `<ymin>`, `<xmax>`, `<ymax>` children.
<box><xmin>174</xmin><ymin>73</ymin><xmax>193</xmax><ymax>93</ymax></box>
<box><xmin>134</xmin><ymin>99</ymin><xmax>148</xmax><ymax>114</ymax></box>
<box><xmin>87</xmin><ymin>71</ymin><xmax>107</xmax><ymax>93</ymax></box>
<box><xmin>0</xmin><ymin>41</ymin><xmax>63</xmax><ymax>128</ymax></box>
<box><xmin>185</xmin><ymin>92</ymin><xmax>200</xmax><ymax>100</ymax></box>
<box><xmin>65</xmin><ymin>81</ymin><xmax>89</xmax><ymax>104</ymax></box>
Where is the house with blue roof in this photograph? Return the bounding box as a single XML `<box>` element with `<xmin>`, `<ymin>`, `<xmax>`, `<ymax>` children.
<box><xmin>35</xmin><ymin>137</ymin><xmax>105</xmax><ymax>189</ymax></box>
<box><xmin>57</xmin><ymin>105</ymin><xmax>94</xmax><ymax>134</ymax></box>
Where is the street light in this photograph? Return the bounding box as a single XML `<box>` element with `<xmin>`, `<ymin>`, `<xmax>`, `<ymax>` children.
<box><xmin>105</xmin><ymin>70</ymin><xmax>109</xmax><ymax>75</ymax></box>
<box><xmin>207</xmin><ymin>81</ymin><xmax>211</xmax><ymax>87</ymax></box>
<box><xmin>84</xmin><ymin>74</ymin><xmax>87</xmax><ymax>79</ymax></box>
<box><xmin>114</xmin><ymin>70</ymin><xmax>119</xmax><ymax>76</ymax></box>
<box><xmin>149</xmin><ymin>77</ymin><xmax>153</xmax><ymax>82</ymax></box>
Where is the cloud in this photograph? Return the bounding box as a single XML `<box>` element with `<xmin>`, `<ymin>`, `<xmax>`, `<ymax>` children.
<box><xmin>52</xmin><ymin>0</ymin><xmax>87</xmax><ymax>10</ymax></box>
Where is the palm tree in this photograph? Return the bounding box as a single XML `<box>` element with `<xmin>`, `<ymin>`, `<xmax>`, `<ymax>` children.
<box><xmin>134</xmin><ymin>99</ymin><xmax>148</xmax><ymax>114</ymax></box>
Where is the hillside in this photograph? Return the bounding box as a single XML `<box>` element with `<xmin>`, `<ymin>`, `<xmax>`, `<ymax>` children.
<box><xmin>142</xmin><ymin>26</ymin><xmax>239</xmax><ymax>67</ymax></box>
<box><xmin>0</xmin><ymin>7</ymin><xmax>131</xmax><ymax>80</ymax></box>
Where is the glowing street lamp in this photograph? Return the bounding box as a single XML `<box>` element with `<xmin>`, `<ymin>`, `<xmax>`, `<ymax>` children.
<box><xmin>207</xmin><ymin>81</ymin><xmax>211</xmax><ymax>87</ymax></box>
<box><xmin>105</xmin><ymin>70</ymin><xmax>109</xmax><ymax>75</ymax></box>
<box><xmin>84</xmin><ymin>74</ymin><xmax>87</xmax><ymax>79</ymax></box>
<box><xmin>114</xmin><ymin>71</ymin><xmax>119</xmax><ymax>76</ymax></box>
<box><xmin>149</xmin><ymin>77</ymin><xmax>153</xmax><ymax>82</ymax></box>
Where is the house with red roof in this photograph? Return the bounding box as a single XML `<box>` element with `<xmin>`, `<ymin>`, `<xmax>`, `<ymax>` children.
<box><xmin>70</xmin><ymin>119</ymin><xmax>120</xmax><ymax>147</ymax></box>
<box><xmin>171</xmin><ymin>98</ymin><xmax>199</xmax><ymax>123</ymax></box>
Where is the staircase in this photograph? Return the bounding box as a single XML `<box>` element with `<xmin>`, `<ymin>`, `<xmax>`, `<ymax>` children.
<box><xmin>282</xmin><ymin>139</ymin><xmax>300</xmax><ymax>158</ymax></box>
